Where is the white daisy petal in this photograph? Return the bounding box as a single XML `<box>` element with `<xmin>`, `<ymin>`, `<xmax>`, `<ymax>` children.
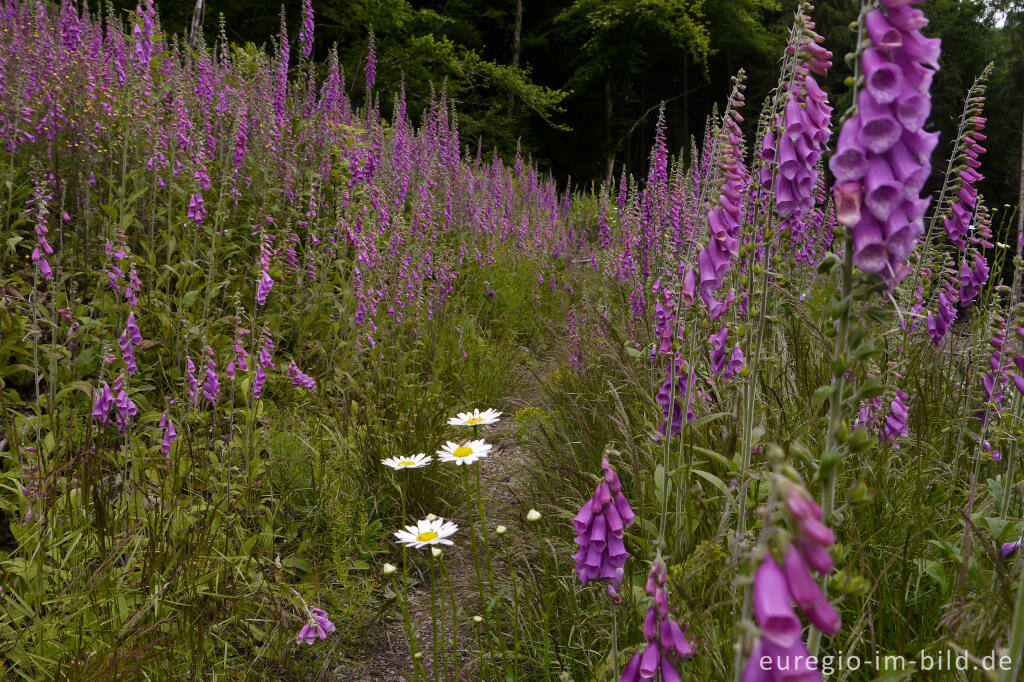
<box><xmin>447</xmin><ymin>408</ymin><xmax>502</xmax><ymax>427</ymax></box>
<box><xmin>394</xmin><ymin>516</ymin><xmax>459</xmax><ymax>549</ymax></box>
<box><xmin>436</xmin><ymin>438</ymin><xmax>493</xmax><ymax>465</ymax></box>
<box><xmin>381</xmin><ymin>453</ymin><xmax>432</xmax><ymax>470</ymax></box>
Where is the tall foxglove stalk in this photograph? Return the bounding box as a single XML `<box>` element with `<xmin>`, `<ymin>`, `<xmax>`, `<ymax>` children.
<box><xmin>813</xmin><ymin>0</ymin><xmax>939</xmax><ymax>657</ymax></box>
<box><xmin>298</xmin><ymin>0</ymin><xmax>314</xmax><ymax>59</ymax></box>
<box><xmin>738</xmin><ymin>451</ymin><xmax>841</xmax><ymax>681</ymax></box>
<box><xmin>740</xmin><ymin>2</ymin><xmax>832</xmax><ymax>538</ymax></box>
<box><xmin>921</xmin><ymin>65</ymin><xmax>992</xmax><ymax>344</ymax></box>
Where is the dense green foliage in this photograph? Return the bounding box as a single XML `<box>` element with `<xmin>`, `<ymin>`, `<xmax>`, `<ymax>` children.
<box><xmin>131</xmin><ymin>0</ymin><xmax>1021</xmax><ymax>207</ymax></box>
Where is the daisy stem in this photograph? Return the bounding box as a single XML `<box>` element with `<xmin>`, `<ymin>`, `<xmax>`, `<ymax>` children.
<box><xmin>475</xmin><ymin>462</ymin><xmax>497</xmax><ymax>595</ymax></box>
<box><xmin>440</xmin><ymin>558</ymin><xmax>460</xmax><ymax>682</ymax></box>
<box><xmin>436</xmin><ymin>554</ymin><xmax>450</xmax><ymax>682</ymax></box>
<box><xmin>501</xmin><ymin>533</ymin><xmax>522</xmax><ymax>678</ymax></box>
<box><xmin>461</xmin><ymin>466</ymin><xmax>487</xmax><ymax>614</ymax></box>
<box><xmin>534</xmin><ymin>522</ymin><xmax>553</xmax><ymax>682</ymax></box>
<box><xmin>430</xmin><ymin>553</ymin><xmax>439</xmax><ymax>682</ymax></box>
<box><xmin>390</xmin><ymin>572</ymin><xmax>424</xmax><ymax>681</ymax></box>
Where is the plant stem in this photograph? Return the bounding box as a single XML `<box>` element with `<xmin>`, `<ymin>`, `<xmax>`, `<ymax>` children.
<box><xmin>808</xmin><ymin>232</ymin><xmax>854</xmax><ymax>657</ymax></box>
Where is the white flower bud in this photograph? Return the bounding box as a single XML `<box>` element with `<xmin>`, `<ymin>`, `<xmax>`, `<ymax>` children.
<box><xmin>381</xmin><ymin>563</ymin><xmax>398</xmax><ymax>576</ymax></box>
<box><xmin>526</xmin><ymin>509</ymin><xmax>542</xmax><ymax>523</ymax></box>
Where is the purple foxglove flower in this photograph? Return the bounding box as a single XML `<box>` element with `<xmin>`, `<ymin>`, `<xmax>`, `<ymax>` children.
<box><xmin>1012</xmin><ymin>373</ymin><xmax>1024</xmax><ymax>398</ymax></box>
<box><xmin>234</xmin><ymin>330</ymin><xmax>250</xmax><ymax>372</ymax></box>
<box><xmin>798</xmin><ymin>515</ymin><xmax>837</xmax><ymax>547</ymax></box>
<box><xmin>798</xmin><ymin>539</ymin><xmax>834</xmax><ymax>574</ymax></box>
<box><xmin>92</xmin><ymin>381</ymin><xmax>114</xmax><ymax>423</ymax></box>
<box><xmin>126</xmin><ymin>312</ymin><xmax>143</xmax><ymax>346</ymax></box>
<box><xmin>655</xmin><ymin>356</ymin><xmax>697</xmax><ymax>440</ymax></box>
<box><xmin>760</xmin><ymin>635</ymin><xmax>824</xmax><ymax>682</ymax></box>
<box><xmin>296</xmin><ymin>606</ymin><xmax>335</xmax><ymax>644</ymax></box>
<box><xmin>119</xmin><ymin>331</ymin><xmax>137</xmax><ymax>374</ymax></box>
<box><xmin>187</xmin><ymin>192</ymin><xmax>206</xmax><ymax>225</ymax></box>
<box><xmin>782</xmin><ymin>481</ymin><xmax>824</xmax><ymax>522</ymax></box>
<box><xmin>831</xmin><ymin>0</ymin><xmax>940</xmax><ymax>287</ymax></box>
<box><xmin>782</xmin><ymin>545</ymin><xmax>826</xmax><ymax>612</ymax></box>
<box><xmin>298</xmin><ymin>0</ymin><xmax>314</xmax><ymax>59</ymax></box>
<box><xmin>203</xmin><ymin>350</ymin><xmax>220</xmax><ymax>404</ymax></box>
<box><xmin>865</xmin><ymin>9</ymin><xmax>903</xmax><ymax>49</ymax></box>
<box><xmin>159</xmin><ymin>411</ymin><xmax>177</xmax><ymax>455</ymax></box>
<box><xmin>364</xmin><ymin>30</ymin><xmax>376</xmax><ymax>92</ymax></box>
<box><xmin>926</xmin><ymin>283</ymin><xmax>956</xmax><ymax>344</ymax></box>
<box><xmin>709</xmin><ymin>326</ymin><xmax>745</xmax><ymax>381</ymax></box>
<box><xmin>256</xmin><ymin>271</ymin><xmax>274</xmax><ymax>306</ymax></box>
<box><xmin>802</xmin><ymin>595</ymin><xmax>841</xmax><ymax>635</ymax></box>
<box><xmin>753</xmin><ymin>559</ymin><xmax>802</xmax><ymax>647</ymax></box>
<box><xmin>741</xmin><ymin>639</ymin><xmax>772</xmax><ymax>682</ymax></box>
<box><xmin>186</xmin><ymin>355</ymin><xmax>200</xmax><ymax>405</ymax></box>
<box><xmin>1002</xmin><ymin>538</ymin><xmax>1022</xmax><ymax>560</ymax></box>
<box><xmin>620</xmin><ymin>559</ymin><xmax>691</xmax><ymax>681</ymax></box>
<box><xmin>573</xmin><ymin>457</ymin><xmax>634</xmax><ymax>590</ymax></box>
<box><xmin>113</xmin><ymin>377</ymin><xmax>138</xmax><ymax>435</ymax></box>
<box><xmin>259</xmin><ymin>332</ymin><xmax>275</xmax><ymax>369</ymax></box>
<box><xmin>286</xmin><ymin>362</ymin><xmax>316</xmax><ymax>391</ymax></box>
<box><xmin>879</xmin><ymin>389</ymin><xmax>909</xmax><ymax>443</ymax></box>
<box><xmin>254</xmin><ymin>364</ymin><xmax>267</xmax><ymax>399</ymax></box>
<box><xmin>833</xmin><ymin>182</ymin><xmax>862</xmax><ymax>226</ymax></box>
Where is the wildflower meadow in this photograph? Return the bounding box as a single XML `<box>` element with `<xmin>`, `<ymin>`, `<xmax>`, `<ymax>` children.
<box><xmin>2</xmin><ymin>0</ymin><xmax>1024</xmax><ymax>680</ymax></box>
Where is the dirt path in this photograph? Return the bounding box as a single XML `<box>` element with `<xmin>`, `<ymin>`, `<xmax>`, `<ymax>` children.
<box><xmin>328</xmin><ymin>355</ymin><xmax>544</xmax><ymax>681</ymax></box>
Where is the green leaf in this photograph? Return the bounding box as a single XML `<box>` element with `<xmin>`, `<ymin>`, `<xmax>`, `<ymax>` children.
<box><xmin>811</xmin><ymin>384</ymin><xmax>833</xmax><ymax>409</ymax></box>
<box><xmin>690</xmin><ymin>468</ymin><xmax>731</xmax><ymax>501</ymax></box>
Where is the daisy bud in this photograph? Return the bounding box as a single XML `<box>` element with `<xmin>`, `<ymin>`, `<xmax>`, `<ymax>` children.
<box><xmin>495</xmin><ymin>525</ymin><xmax>507</xmax><ymax>535</ymax></box>
<box><xmin>426</xmin><ymin>513</ymin><xmax>438</xmax><ymax>521</ymax></box>
<box><xmin>526</xmin><ymin>509</ymin><xmax>542</xmax><ymax>523</ymax></box>
<box><xmin>381</xmin><ymin>563</ymin><xmax>397</xmax><ymax>575</ymax></box>
<box><xmin>472</xmin><ymin>615</ymin><xmax>483</xmax><ymax>623</ymax></box>
<box><xmin>413</xmin><ymin>652</ymin><xmax>423</xmax><ymax>660</ymax></box>
<box><xmin>431</xmin><ymin>547</ymin><xmax>443</xmax><ymax>558</ymax></box>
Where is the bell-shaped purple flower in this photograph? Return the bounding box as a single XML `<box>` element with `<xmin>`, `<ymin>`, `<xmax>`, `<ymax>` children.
<box><xmin>286</xmin><ymin>361</ymin><xmax>316</xmax><ymax>391</ymax></box>
<box><xmin>159</xmin><ymin>411</ymin><xmax>177</xmax><ymax>455</ymax></box>
<box><xmin>296</xmin><ymin>606</ymin><xmax>335</xmax><ymax>644</ymax></box>
<box><xmin>620</xmin><ymin>559</ymin><xmax>691</xmax><ymax>681</ymax></box>
<box><xmin>92</xmin><ymin>381</ymin><xmax>114</xmax><ymax>424</ymax></box>
<box><xmin>753</xmin><ymin>559</ymin><xmax>802</xmax><ymax>647</ymax></box>
<box><xmin>832</xmin><ymin>1</ymin><xmax>940</xmax><ymax>287</ymax></box>
<box><xmin>573</xmin><ymin>457</ymin><xmax>634</xmax><ymax>592</ymax></box>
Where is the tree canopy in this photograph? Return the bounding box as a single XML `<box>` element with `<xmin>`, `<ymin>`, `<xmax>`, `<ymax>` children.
<box><xmin>122</xmin><ymin>0</ymin><xmax>1022</xmax><ymax>207</ymax></box>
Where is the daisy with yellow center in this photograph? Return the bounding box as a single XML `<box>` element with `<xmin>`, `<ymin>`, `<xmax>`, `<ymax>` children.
<box><xmin>394</xmin><ymin>517</ymin><xmax>459</xmax><ymax>549</ymax></box>
<box><xmin>447</xmin><ymin>408</ymin><xmax>502</xmax><ymax>427</ymax></box>
<box><xmin>436</xmin><ymin>439</ymin><xmax>492</xmax><ymax>466</ymax></box>
<box><xmin>381</xmin><ymin>453</ymin><xmax>432</xmax><ymax>470</ymax></box>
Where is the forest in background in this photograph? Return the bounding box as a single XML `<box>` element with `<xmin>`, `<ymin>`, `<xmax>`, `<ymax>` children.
<box><xmin>127</xmin><ymin>0</ymin><xmax>1022</xmax><ymax>205</ymax></box>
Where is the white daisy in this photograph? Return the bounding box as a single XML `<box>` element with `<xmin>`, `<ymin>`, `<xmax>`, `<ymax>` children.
<box><xmin>436</xmin><ymin>439</ymin><xmax>492</xmax><ymax>466</ymax></box>
<box><xmin>381</xmin><ymin>453</ymin><xmax>432</xmax><ymax>470</ymax></box>
<box><xmin>447</xmin><ymin>408</ymin><xmax>502</xmax><ymax>427</ymax></box>
<box><xmin>394</xmin><ymin>517</ymin><xmax>459</xmax><ymax>549</ymax></box>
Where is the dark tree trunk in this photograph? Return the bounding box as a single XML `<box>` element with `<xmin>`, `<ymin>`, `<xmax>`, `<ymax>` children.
<box><xmin>507</xmin><ymin>0</ymin><xmax>523</xmax><ymax>119</ymax></box>
<box><xmin>604</xmin><ymin>77</ymin><xmax>615</xmax><ymax>185</ymax></box>
<box><xmin>1016</xmin><ymin>105</ymin><xmax>1024</xmax><ymax>302</ymax></box>
<box><xmin>189</xmin><ymin>0</ymin><xmax>204</xmax><ymax>49</ymax></box>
